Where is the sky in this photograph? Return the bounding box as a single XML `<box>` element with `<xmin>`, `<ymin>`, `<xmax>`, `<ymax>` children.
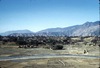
<box><xmin>0</xmin><ymin>0</ymin><xmax>99</xmax><ymax>33</ymax></box>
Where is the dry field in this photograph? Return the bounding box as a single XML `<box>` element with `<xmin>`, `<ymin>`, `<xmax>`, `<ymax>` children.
<box><xmin>0</xmin><ymin>44</ymin><xmax>100</xmax><ymax>68</ymax></box>
<box><xmin>0</xmin><ymin>44</ymin><xmax>99</xmax><ymax>57</ymax></box>
<box><xmin>0</xmin><ymin>57</ymin><xmax>99</xmax><ymax>68</ymax></box>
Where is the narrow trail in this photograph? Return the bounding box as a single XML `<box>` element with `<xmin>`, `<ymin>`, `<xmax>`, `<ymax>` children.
<box><xmin>0</xmin><ymin>54</ymin><xmax>99</xmax><ymax>61</ymax></box>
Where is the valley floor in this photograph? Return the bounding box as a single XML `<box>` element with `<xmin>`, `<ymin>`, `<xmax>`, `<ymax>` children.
<box><xmin>0</xmin><ymin>45</ymin><xmax>100</xmax><ymax>68</ymax></box>
<box><xmin>0</xmin><ymin>57</ymin><xmax>99</xmax><ymax>68</ymax></box>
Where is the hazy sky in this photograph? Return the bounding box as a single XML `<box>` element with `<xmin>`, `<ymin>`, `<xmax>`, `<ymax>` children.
<box><xmin>0</xmin><ymin>0</ymin><xmax>99</xmax><ymax>33</ymax></box>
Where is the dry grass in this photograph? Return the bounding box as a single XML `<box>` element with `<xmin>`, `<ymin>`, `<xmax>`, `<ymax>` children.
<box><xmin>0</xmin><ymin>44</ymin><xmax>99</xmax><ymax>68</ymax></box>
<box><xmin>0</xmin><ymin>43</ymin><xmax>99</xmax><ymax>57</ymax></box>
<box><xmin>0</xmin><ymin>58</ymin><xmax>99</xmax><ymax>68</ymax></box>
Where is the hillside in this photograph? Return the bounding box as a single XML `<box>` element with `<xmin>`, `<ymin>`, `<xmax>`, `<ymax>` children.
<box><xmin>0</xmin><ymin>21</ymin><xmax>99</xmax><ymax>36</ymax></box>
<box><xmin>0</xmin><ymin>30</ymin><xmax>33</xmax><ymax>36</ymax></box>
<box><xmin>37</xmin><ymin>21</ymin><xmax>99</xmax><ymax>36</ymax></box>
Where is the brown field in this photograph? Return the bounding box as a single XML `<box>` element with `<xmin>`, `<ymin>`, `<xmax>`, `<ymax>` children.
<box><xmin>0</xmin><ymin>57</ymin><xmax>99</xmax><ymax>68</ymax></box>
<box><xmin>0</xmin><ymin>44</ymin><xmax>100</xmax><ymax>68</ymax></box>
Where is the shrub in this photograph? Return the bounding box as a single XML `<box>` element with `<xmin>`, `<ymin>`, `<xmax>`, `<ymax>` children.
<box><xmin>52</xmin><ymin>45</ymin><xmax>63</xmax><ymax>50</ymax></box>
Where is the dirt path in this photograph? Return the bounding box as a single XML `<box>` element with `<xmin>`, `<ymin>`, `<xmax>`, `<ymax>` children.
<box><xmin>0</xmin><ymin>54</ymin><xmax>100</xmax><ymax>61</ymax></box>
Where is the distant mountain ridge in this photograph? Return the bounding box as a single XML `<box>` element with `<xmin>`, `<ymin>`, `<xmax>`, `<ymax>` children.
<box><xmin>0</xmin><ymin>30</ymin><xmax>33</xmax><ymax>36</ymax></box>
<box><xmin>37</xmin><ymin>21</ymin><xmax>99</xmax><ymax>36</ymax></box>
<box><xmin>0</xmin><ymin>21</ymin><xmax>99</xmax><ymax>36</ymax></box>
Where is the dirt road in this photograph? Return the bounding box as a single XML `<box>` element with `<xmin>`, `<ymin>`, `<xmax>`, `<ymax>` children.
<box><xmin>0</xmin><ymin>54</ymin><xmax>99</xmax><ymax>61</ymax></box>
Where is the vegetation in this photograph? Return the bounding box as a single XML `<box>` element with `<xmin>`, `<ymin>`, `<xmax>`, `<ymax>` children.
<box><xmin>0</xmin><ymin>35</ymin><xmax>99</xmax><ymax>49</ymax></box>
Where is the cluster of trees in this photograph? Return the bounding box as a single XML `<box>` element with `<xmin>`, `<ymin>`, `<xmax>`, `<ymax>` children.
<box><xmin>0</xmin><ymin>35</ymin><xmax>99</xmax><ymax>49</ymax></box>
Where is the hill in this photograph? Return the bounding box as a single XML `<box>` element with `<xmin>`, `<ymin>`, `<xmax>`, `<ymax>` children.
<box><xmin>0</xmin><ymin>21</ymin><xmax>99</xmax><ymax>36</ymax></box>
<box><xmin>37</xmin><ymin>21</ymin><xmax>99</xmax><ymax>36</ymax></box>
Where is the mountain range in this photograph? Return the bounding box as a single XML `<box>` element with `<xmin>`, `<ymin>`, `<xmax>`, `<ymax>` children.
<box><xmin>0</xmin><ymin>21</ymin><xmax>99</xmax><ymax>36</ymax></box>
<box><xmin>0</xmin><ymin>30</ymin><xmax>33</xmax><ymax>36</ymax></box>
